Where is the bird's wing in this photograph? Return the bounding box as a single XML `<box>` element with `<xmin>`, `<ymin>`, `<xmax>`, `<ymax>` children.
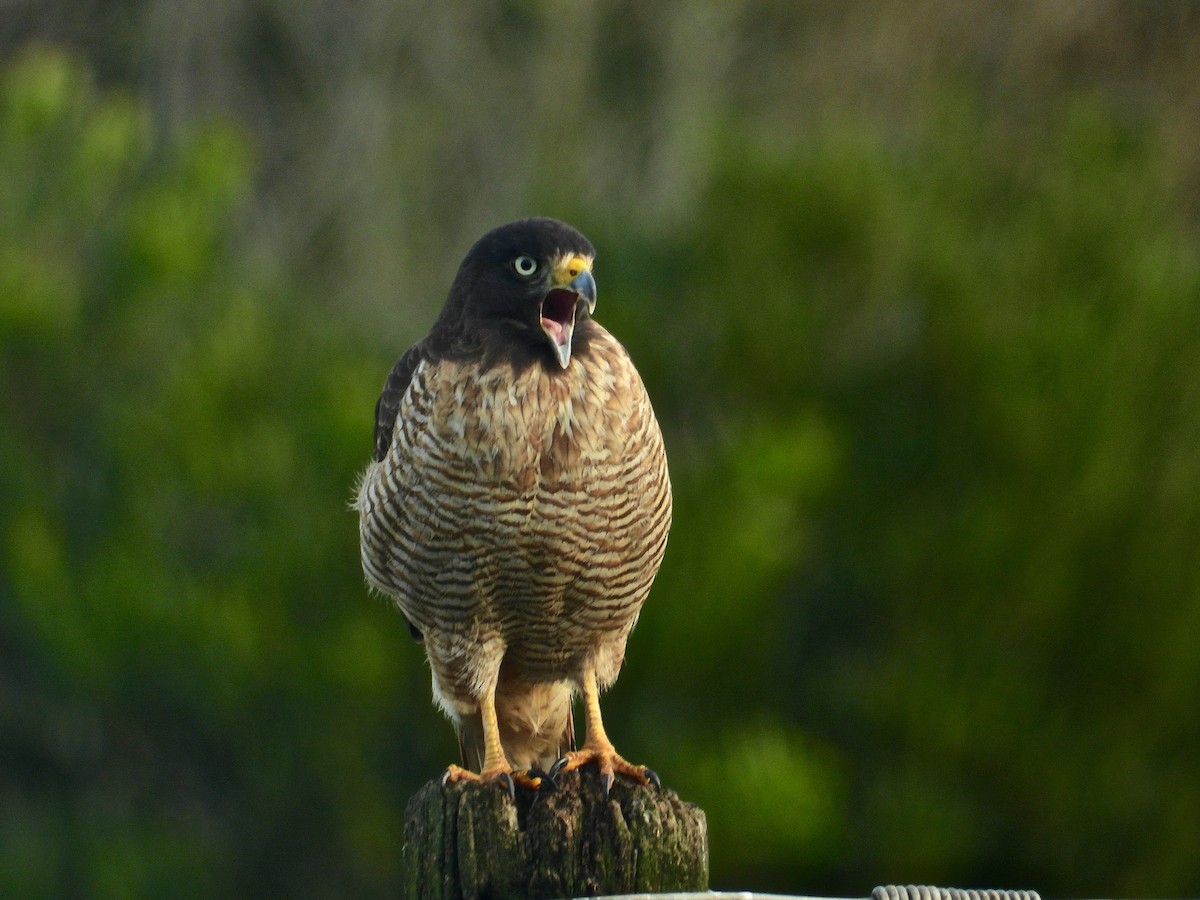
<box><xmin>369</xmin><ymin>341</ymin><xmax>429</xmax><ymax>644</ymax></box>
<box><xmin>373</xmin><ymin>342</ymin><xmax>425</xmax><ymax>463</ymax></box>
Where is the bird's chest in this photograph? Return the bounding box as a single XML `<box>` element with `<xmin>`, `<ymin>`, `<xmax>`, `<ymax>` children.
<box><xmin>416</xmin><ymin>357</ymin><xmax>628</xmax><ymax>491</ymax></box>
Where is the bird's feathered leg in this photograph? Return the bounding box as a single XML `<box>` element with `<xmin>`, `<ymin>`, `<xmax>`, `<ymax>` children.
<box><xmin>550</xmin><ymin>662</ymin><xmax>658</xmax><ymax>794</ymax></box>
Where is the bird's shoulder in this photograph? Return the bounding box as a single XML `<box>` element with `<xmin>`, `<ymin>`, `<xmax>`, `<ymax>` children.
<box><xmin>372</xmin><ymin>341</ymin><xmax>427</xmax><ymax>462</ymax></box>
<box><xmin>373</xmin><ymin>323</ymin><xmax>655</xmax><ymax>471</ymax></box>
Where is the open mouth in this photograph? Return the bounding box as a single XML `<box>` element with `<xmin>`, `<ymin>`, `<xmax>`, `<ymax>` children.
<box><xmin>540</xmin><ymin>288</ymin><xmax>578</xmax><ymax>347</ymax></box>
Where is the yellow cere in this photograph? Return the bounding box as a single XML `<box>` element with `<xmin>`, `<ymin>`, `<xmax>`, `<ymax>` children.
<box><xmin>554</xmin><ymin>254</ymin><xmax>593</xmax><ymax>285</ymax></box>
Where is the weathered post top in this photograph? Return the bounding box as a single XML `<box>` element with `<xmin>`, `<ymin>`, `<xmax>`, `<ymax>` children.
<box><xmin>402</xmin><ymin>768</ymin><xmax>708</xmax><ymax>900</ymax></box>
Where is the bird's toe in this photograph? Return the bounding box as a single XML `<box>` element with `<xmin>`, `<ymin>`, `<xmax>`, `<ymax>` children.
<box><xmin>442</xmin><ymin>764</ymin><xmax>524</xmax><ymax>800</ymax></box>
<box><xmin>512</xmin><ymin>767</ymin><xmax>554</xmax><ymax>793</ymax></box>
<box><xmin>551</xmin><ymin>747</ymin><xmax>659</xmax><ymax>791</ymax></box>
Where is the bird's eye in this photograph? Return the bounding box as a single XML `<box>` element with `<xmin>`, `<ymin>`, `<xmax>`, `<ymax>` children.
<box><xmin>513</xmin><ymin>256</ymin><xmax>538</xmax><ymax>277</ymax></box>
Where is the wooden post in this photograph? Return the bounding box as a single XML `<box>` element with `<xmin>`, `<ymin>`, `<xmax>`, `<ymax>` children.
<box><xmin>402</xmin><ymin>768</ymin><xmax>708</xmax><ymax>899</ymax></box>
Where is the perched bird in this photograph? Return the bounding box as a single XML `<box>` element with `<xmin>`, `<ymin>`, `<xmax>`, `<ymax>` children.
<box><xmin>356</xmin><ymin>217</ymin><xmax>671</xmax><ymax>793</ymax></box>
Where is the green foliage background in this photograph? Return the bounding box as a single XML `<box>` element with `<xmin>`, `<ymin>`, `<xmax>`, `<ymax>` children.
<box><xmin>3</xmin><ymin>4</ymin><xmax>1200</xmax><ymax>897</ymax></box>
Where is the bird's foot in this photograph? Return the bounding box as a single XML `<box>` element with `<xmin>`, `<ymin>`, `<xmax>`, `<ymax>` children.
<box><xmin>442</xmin><ymin>763</ymin><xmax>516</xmax><ymax>798</ymax></box>
<box><xmin>549</xmin><ymin>746</ymin><xmax>660</xmax><ymax>795</ymax></box>
<box><xmin>441</xmin><ymin>764</ymin><xmax>550</xmax><ymax>798</ymax></box>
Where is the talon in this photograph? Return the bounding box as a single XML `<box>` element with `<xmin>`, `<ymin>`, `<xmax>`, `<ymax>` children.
<box><xmin>548</xmin><ymin>757</ymin><xmax>568</xmax><ymax>780</ymax></box>
<box><xmin>601</xmin><ymin>771</ymin><xmax>614</xmax><ymax>796</ymax></box>
<box><xmin>498</xmin><ymin>771</ymin><xmax>516</xmax><ymax>800</ymax></box>
<box><xmin>645</xmin><ymin>767</ymin><xmax>661</xmax><ymax>789</ymax></box>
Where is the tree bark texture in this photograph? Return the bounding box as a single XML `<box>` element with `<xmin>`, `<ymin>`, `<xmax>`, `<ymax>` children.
<box><xmin>402</xmin><ymin>768</ymin><xmax>709</xmax><ymax>899</ymax></box>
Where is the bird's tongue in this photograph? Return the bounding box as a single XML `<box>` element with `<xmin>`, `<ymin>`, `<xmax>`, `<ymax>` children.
<box><xmin>541</xmin><ymin>316</ymin><xmax>568</xmax><ymax>345</ymax></box>
<box><xmin>541</xmin><ymin>289</ymin><xmax>576</xmax><ymax>347</ymax></box>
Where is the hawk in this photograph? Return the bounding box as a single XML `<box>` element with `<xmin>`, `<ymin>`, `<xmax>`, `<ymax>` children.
<box><xmin>356</xmin><ymin>217</ymin><xmax>671</xmax><ymax>793</ymax></box>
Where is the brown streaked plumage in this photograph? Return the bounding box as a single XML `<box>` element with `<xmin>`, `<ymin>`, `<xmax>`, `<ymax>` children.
<box><xmin>356</xmin><ymin>217</ymin><xmax>671</xmax><ymax>792</ymax></box>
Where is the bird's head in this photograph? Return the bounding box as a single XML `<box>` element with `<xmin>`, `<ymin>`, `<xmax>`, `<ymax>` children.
<box><xmin>435</xmin><ymin>217</ymin><xmax>598</xmax><ymax>371</ymax></box>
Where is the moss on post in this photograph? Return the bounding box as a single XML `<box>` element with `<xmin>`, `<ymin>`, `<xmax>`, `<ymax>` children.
<box><xmin>402</xmin><ymin>768</ymin><xmax>708</xmax><ymax>900</ymax></box>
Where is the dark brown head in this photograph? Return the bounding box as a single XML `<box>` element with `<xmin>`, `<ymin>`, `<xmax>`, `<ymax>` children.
<box><xmin>429</xmin><ymin>217</ymin><xmax>598</xmax><ymax>371</ymax></box>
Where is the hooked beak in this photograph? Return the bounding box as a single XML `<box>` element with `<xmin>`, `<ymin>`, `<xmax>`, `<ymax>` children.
<box><xmin>540</xmin><ymin>254</ymin><xmax>596</xmax><ymax>369</ymax></box>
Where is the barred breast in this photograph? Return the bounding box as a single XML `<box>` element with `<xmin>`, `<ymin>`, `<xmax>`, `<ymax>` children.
<box><xmin>356</xmin><ymin>325</ymin><xmax>671</xmax><ymax>714</ymax></box>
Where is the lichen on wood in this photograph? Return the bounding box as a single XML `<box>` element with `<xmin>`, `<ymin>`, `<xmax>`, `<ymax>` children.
<box><xmin>402</xmin><ymin>768</ymin><xmax>708</xmax><ymax>900</ymax></box>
